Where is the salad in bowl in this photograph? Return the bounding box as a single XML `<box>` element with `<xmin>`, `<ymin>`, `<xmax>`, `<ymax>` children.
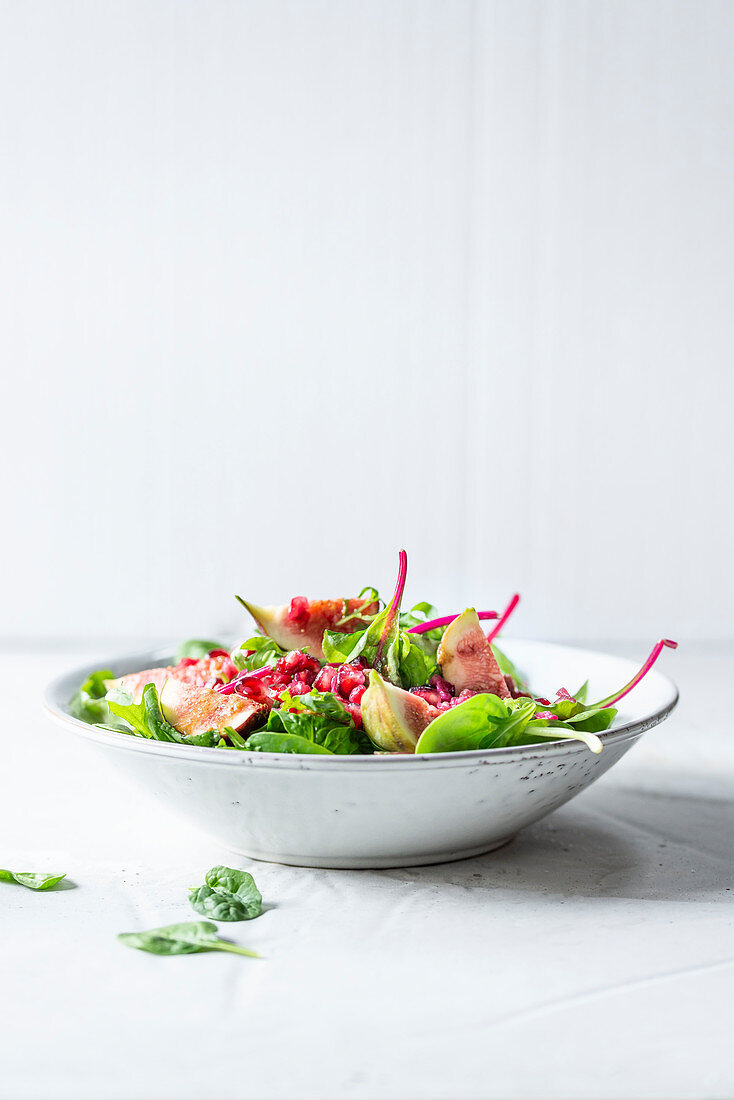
<box><xmin>70</xmin><ymin>551</ymin><xmax>676</xmax><ymax>760</ymax></box>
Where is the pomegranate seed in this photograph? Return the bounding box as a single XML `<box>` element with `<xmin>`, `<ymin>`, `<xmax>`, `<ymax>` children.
<box><xmin>285</xmin><ymin>681</ymin><xmax>311</xmax><ymax>697</ymax></box>
<box><xmin>177</xmin><ymin>658</ymin><xmax>198</xmax><ymax>668</ymax></box>
<box><xmin>345</xmin><ymin>703</ymin><xmax>363</xmax><ymax>728</ymax></box>
<box><xmin>295</xmin><ymin>669</ymin><xmax>316</xmax><ymax>685</ymax></box>
<box><xmin>208</xmin><ymin>648</ymin><xmax>230</xmax><ymax>659</ymax></box>
<box><xmin>283</xmin><ymin>650</ymin><xmax>308</xmax><ymax>673</ymax></box>
<box><xmin>334</xmin><ymin>664</ymin><xmax>365</xmax><ymax>698</ymax></box>
<box><xmin>287</xmin><ymin>597</ymin><xmax>309</xmax><ymax>624</ymax></box>
<box><xmin>314</xmin><ymin>666</ymin><xmax>338</xmax><ymax>692</ymax></box>
<box><xmin>349</xmin><ymin>685</ymin><xmax>366</xmax><ymax>705</ymax></box>
<box><xmin>410</xmin><ymin>687</ymin><xmax>440</xmax><ymax>707</ymax></box>
<box><xmin>429</xmin><ymin>675</ymin><xmax>454</xmax><ymax>702</ymax></box>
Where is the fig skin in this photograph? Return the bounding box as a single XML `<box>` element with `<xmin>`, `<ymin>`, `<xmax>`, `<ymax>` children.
<box><xmin>361</xmin><ymin>670</ymin><xmax>440</xmax><ymax>753</ymax></box>
<box><xmin>437</xmin><ymin>609</ymin><xmax>510</xmax><ymax>698</ymax></box>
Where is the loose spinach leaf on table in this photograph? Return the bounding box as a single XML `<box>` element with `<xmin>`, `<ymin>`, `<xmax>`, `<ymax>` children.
<box><xmin>117</xmin><ymin>920</ymin><xmax>259</xmax><ymax>957</ymax></box>
<box><xmin>189</xmin><ymin>866</ymin><xmax>263</xmax><ymax>922</ymax></box>
<box><xmin>175</xmin><ymin>639</ymin><xmax>225</xmax><ymax>660</ymax></box>
<box><xmin>107</xmin><ymin>683</ymin><xmax>220</xmax><ymax>747</ymax></box>
<box><xmin>0</xmin><ymin>869</ymin><xmax>66</xmax><ymax>890</ymax></box>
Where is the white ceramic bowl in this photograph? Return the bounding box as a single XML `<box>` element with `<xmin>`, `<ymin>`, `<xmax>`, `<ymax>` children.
<box><xmin>43</xmin><ymin>640</ymin><xmax>678</xmax><ymax>868</ymax></box>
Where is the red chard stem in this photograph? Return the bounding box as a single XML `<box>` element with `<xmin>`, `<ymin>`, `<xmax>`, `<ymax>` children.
<box><xmin>486</xmin><ymin>594</ymin><xmax>520</xmax><ymax>643</ymax></box>
<box><xmin>406</xmin><ymin>610</ymin><xmax>498</xmax><ymax>634</ymax></box>
<box><xmin>594</xmin><ymin>639</ymin><xmax>678</xmax><ymax>709</ymax></box>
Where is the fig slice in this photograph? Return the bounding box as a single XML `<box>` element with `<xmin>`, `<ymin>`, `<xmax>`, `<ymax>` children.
<box><xmin>437</xmin><ymin>609</ymin><xmax>510</xmax><ymax>698</ymax></box>
<box><xmin>106</xmin><ymin>655</ymin><xmax>231</xmax><ymax>704</ymax></box>
<box><xmin>160</xmin><ymin>679</ymin><xmax>268</xmax><ymax>740</ymax></box>
<box><xmin>361</xmin><ymin>670</ymin><xmax>440</xmax><ymax>753</ymax></box>
<box><xmin>237</xmin><ymin>597</ymin><xmax>378</xmax><ymax>660</ymax></box>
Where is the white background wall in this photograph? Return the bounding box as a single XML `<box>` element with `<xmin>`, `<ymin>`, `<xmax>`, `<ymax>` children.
<box><xmin>1</xmin><ymin>0</ymin><xmax>732</xmax><ymax>644</ymax></box>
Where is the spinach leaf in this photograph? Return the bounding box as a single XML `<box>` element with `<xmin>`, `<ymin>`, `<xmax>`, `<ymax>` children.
<box><xmin>244</xmin><ymin>731</ymin><xmax>335</xmax><ymax>754</ymax></box>
<box><xmin>397</xmin><ymin>634</ymin><xmax>437</xmax><ymax>689</ymax></box>
<box><xmin>189</xmin><ymin>866</ymin><xmax>263</xmax><ymax>922</ymax></box>
<box><xmin>275</xmin><ymin>690</ymin><xmax>372</xmax><ymax>754</ymax></box>
<box><xmin>539</xmin><ymin>696</ymin><xmax>617</xmax><ymax>734</ymax></box>
<box><xmin>573</xmin><ymin>680</ymin><xmax>589</xmax><ymax>705</ymax></box>
<box><xmin>399</xmin><ymin>602</ymin><xmax>440</xmax><ymax>630</ymax></box>
<box><xmin>176</xmin><ymin>639</ymin><xmax>225</xmax><ymax>660</ymax></box>
<box><xmin>69</xmin><ymin>670</ymin><xmax>130</xmax><ymax>731</ymax></box>
<box><xmin>415</xmin><ymin>694</ymin><xmax>511</xmax><ymax>753</ymax></box>
<box><xmin>0</xmin><ymin>869</ymin><xmax>66</xmax><ymax>890</ymax></box>
<box><xmin>231</xmin><ymin>634</ymin><xmax>285</xmax><ymax>671</ymax></box>
<box><xmin>107</xmin><ymin>683</ymin><xmax>220</xmax><ymax>747</ymax></box>
<box><xmin>415</xmin><ymin>692</ymin><xmax>610</xmax><ymax>754</ymax></box>
<box><xmin>117</xmin><ymin>920</ymin><xmax>259</xmax><ymax>957</ymax></box>
<box><xmin>323</xmin><ymin>554</ymin><xmax>407</xmax><ymax>685</ymax></box>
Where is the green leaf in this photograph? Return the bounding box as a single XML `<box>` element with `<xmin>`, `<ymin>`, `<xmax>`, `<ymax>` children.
<box><xmin>322</xmin><ymin>628</ymin><xmax>369</xmax><ymax>664</ymax></box>
<box><xmin>69</xmin><ymin>669</ymin><xmax>129</xmax><ymax>731</ymax></box>
<box><xmin>573</xmin><ymin>680</ymin><xmax>589</xmax><ymax>704</ymax></box>
<box><xmin>175</xmin><ymin>639</ymin><xmax>225</xmax><ymax>660</ymax></box>
<box><xmin>522</xmin><ymin>721</ymin><xmax>603</xmax><ymax>754</ymax></box>
<box><xmin>231</xmin><ymin>635</ymin><xmax>286</xmax><ymax>671</ymax></box>
<box><xmin>415</xmin><ymin>694</ymin><xmax>511</xmax><ymax>753</ymax></box>
<box><xmin>397</xmin><ymin>634</ymin><xmax>436</xmax><ymax>689</ymax></box>
<box><xmin>189</xmin><ymin>866</ymin><xmax>263</xmax><ymax>922</ymax></box>
<box><xmin>117</xmin><ymin>920</ymin><xmax>259</xmax><ymax>957</ymax></box>
<box><xmin>566</xmin><ymin>707</ymin><xmax>617</xmax><ymax>733</ymax></box>
<box><xmin>491</xmin><ymin>644</ymin><xmax>529</xmax><ymax>693</ymax></box>
<box><xmin>244</xmin><ymin>731</ymin><xmax>335</xmax><ymax>754</ymax></box>
<box><xmin>0</xmin><ymin>869</ymin><xmax>66</xmax><ymax>890</ymax></box>
<box><xmin>275</xmin><ymin>690</ymin><xmax>372</xmax><ymax>754</ymax></box>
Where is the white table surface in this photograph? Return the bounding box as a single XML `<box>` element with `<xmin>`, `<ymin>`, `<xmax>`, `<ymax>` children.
<box><xmin>1</xmin><ymin>643</ymin><xmax>732</xmax><ymax>1100</ymax></box>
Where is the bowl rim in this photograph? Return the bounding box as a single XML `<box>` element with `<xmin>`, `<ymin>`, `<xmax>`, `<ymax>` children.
<box><xmin>42</xmin><ymin>639</ymin><xmax>679</xmax><ymax>771</ymax></box>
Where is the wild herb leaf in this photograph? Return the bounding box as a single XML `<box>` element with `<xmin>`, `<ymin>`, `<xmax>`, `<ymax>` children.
<box><xmin>117</xmin><ymin>920</ymin><xmax>259</xmax><ymax>957</ymax></box>
<box><xmin>0</xmin><ymin>869</ymin><xmax>66</xmax><ymax>890</ymax></box>
<box><xmin>175</xmin><ymin>639</ymin><xmax>225</xmax><ymax>660</ymax></box>
<box><xmin>189</xmin><ymin>866</ymin><xmax>263</xmax><ymax>922</ymax></box>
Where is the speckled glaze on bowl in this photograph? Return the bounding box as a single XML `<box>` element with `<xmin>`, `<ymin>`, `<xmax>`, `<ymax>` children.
<box><xmin>43</xmin><ymin>640</ymin><xmax>678</xmax><ymax>868</ymax></box>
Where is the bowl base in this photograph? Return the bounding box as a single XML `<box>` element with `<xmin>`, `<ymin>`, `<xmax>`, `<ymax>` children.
<box><xmin>223</xmin><ymin>835</ymin><xmax>515</xmax><ymax>870</ymax></box>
